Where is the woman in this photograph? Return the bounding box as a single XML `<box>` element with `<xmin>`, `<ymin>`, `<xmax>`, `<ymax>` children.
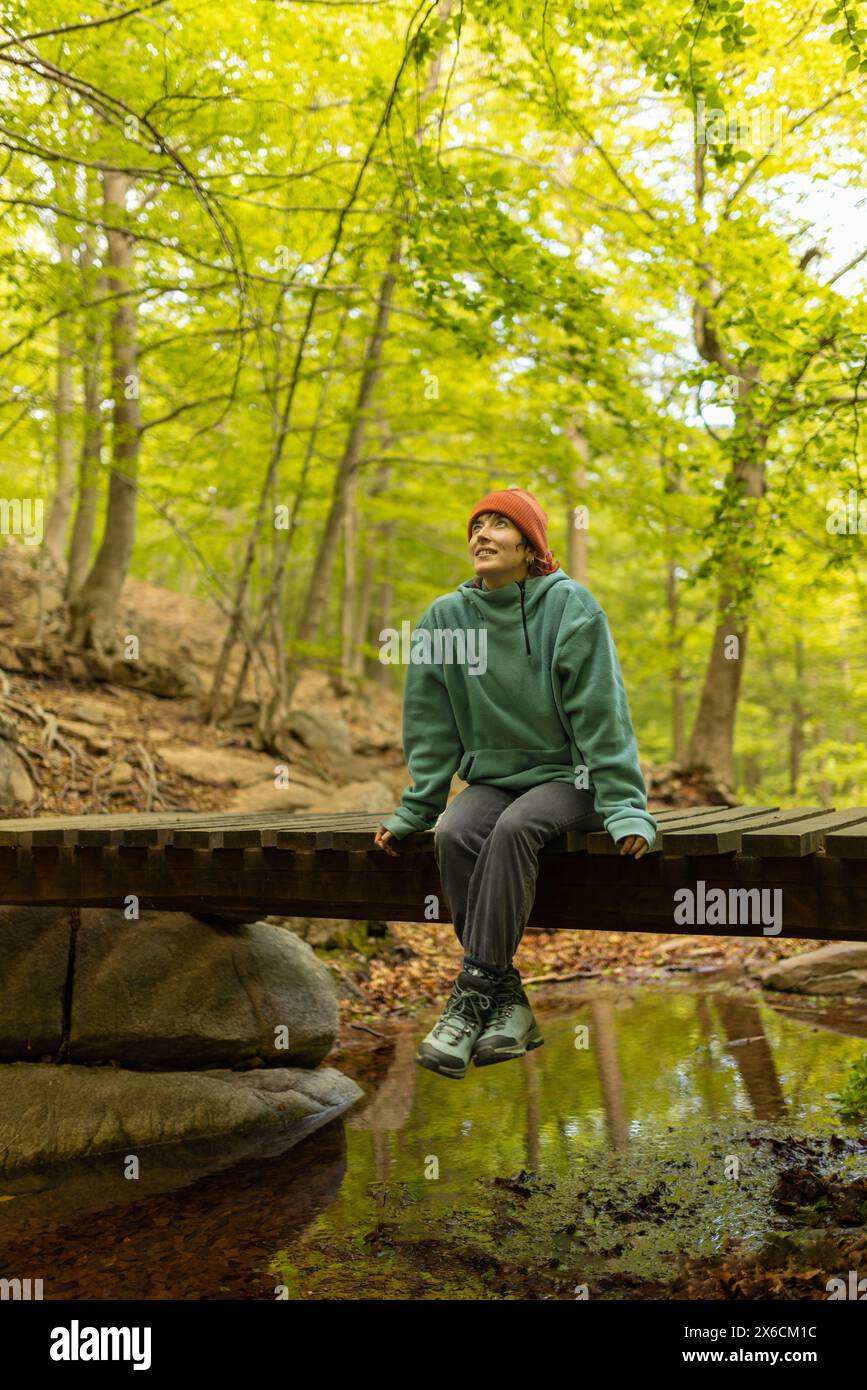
<box><xmin>374</xmin><ymin>486</ymin><xmax>656</xmax><ymax>1079</ymax></box>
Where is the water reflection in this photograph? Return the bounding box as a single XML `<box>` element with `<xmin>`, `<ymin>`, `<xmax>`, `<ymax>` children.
<box><xmin>347</xmin><ymin>981</ymin><xmax>851</xmax><ymax>1171</ymax></box>
<box><xmin>1</xmin><ymin>979</ymin><xmax>864</xmax><ymax>1298</ymax></box>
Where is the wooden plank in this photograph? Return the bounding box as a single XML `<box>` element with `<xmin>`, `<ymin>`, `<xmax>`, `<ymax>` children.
<box><xmin>536</xmin><ymin>806</ymin><xmax>733</xmax><ymax>856</ymax></box>
<box><xmin>6</xmin><ymin>833</ymin><xmax>867</xmax><ymax>941</ymax></box>
<box><xmin>585</xmin><ymin>805</ymin><xmax>781</xmax><ymax>856</ymax></box>
<box><xmin>19</xmin><ymin>809</ymin><xmax>388</xmax><ymax>849</ymax></box>
<box><xmin>655</xmin><ymin>807</ymin><xmax>825</xmax><ymax>856</ymax></box>
<box><xmin>824</xmin><ymin>818</ymin><xmax>867</xmax><ymax>859</ymax></box>
<box><xmin>119</xmin><ymin>814</ymin><xmax>382</xmax><ymax>851</ymax></box>
<box><xmin>335</xmin><ymin>808</ymin><xmax>733</xmax><ymax>852</ymax></box>
<box><xmin>0</xmin><ymin>804</ymin><xmax>744</xmax><ymax>851</ymax></box>
<box><xmin>741</xmin><ymin>808</ymin><xmax>867</xmax><ymax>857</ymax></box>
<box><xmin>0</xmin><ymin>811</ymin><xmax>185</xmax><ymax>847</ymax></box>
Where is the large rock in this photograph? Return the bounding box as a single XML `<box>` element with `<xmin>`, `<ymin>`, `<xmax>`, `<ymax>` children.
<box><xmin>154</xmin><ymin>742</ymin><xmax>277</xmax><ymax>787</ymax></box>
<box><xmin>306</xmin><ymin>778</ymin><xmax>398</xmax><ymax>815</ymax></box>
<box><xmin>0</xmin><ymin>1062</ymin><xmax>362</xmax><ymax>1174</ymax></box>
<box><xmin>70</xmin><ymin>911</ymin><xmax>340</xmax><ymax>1067</ymax></box>
<box><xmin>287</xmin><ymin>708</ymin><xmax>353</xmax><ymax>760</ymax></box>
<box><xmin>226</xmin><ymin>777</ymin><xmax>331</xmax><ymax>814</ymax></box>
<box><xmin>0</xmin><ymin>907</ymin><xmax>71</xmax><ymax>1059</ymax></box>
<box><xmin>67</xmin><ymin>697</ymin><xmax>119</xmax><ymax>726</ymax></box>
<box><xmin>759</xmin><ymin>942</ymin><xmax>867</xmax><ymax>995</ymax></box>
<box><xmin>0</xmin><ymin>735</ymin><xmax>34</xmax><ymax>807</ymax></box>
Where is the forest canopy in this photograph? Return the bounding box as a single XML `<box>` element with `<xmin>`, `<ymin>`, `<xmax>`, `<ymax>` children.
<box><xmin>1</xmin><ymin>0</ymin><xmax>866</xmax><ymax>801</ymax></box>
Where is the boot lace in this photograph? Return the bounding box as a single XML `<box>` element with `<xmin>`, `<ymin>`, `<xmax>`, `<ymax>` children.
<box><xmin>433</xmin><ymin>982</ymin><xmax>493</xmax><ymax>1044</ymax></box>
<box><xmin>486</xmin><ymin>976</ymin><xmax>526</xmax><ymax>1028</ymax></box>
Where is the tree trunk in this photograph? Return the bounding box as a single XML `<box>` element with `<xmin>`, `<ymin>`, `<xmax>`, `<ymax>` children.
<box><xmin>788</xmin><ymin>634</ymin><xmax>805</xmax><ymax>793</ymax></box>
<box><xmin>684</xmin><ymin>450</ymin><xmax>764</xmax><ymax>785</ymax></box>
<box><xmin>42</xmin><ymin>165</ymin><xmax>77</xmax><ymax>573</ymax></box>
<box><xmin>661</xmin><ymin>453</ymin><xmax>686</xmax><ymax>762</ymax></box>
<box><xmin>351</xmin><ymin>455</ymin><xmax>392</xmax><ymax>678</ymax></box>
<box><xmin>66</xmin><ymin>224</ymin><xmax>104</xmax><ymax>603</ymax></box>
<box><xmin>359</xmin><ymin>460</ymin><xmax>393</xmax><ymax>683</ymax></box>
<box><xmin>279</xmin><ymin>235</ymin><xmax>401</xmax><ymax>714</ymax></box>
<box><xmin>336</xmin><ymin>470</ymin><xmax>359</xmax><ymax>693</ymax></box>
<box><xmin>352</xmin><ymin>547</ymin><xmax>375</xmax><ymax>678</ymax></box>
<box><xmin>686</xmin><ymin>131</ymin><xmax>767</xmax><ymax>785</ymax></box>
<box><xmin>666</xmin><ymin>555</ymin><xmax>686</xmax><ymax>763</ymax></box>
<box><xmin>67</xmin><ymin>170</ymin><xmax>140</xmax><ymax>653</ymax></box>
<box><xmin>566</xmin><ymin>420</ymin><xmax>588</xmax><ymax>584</ymax></box>
<box><xmin>372</xmin><ymin>550</ymin><xmax>395</xmax><ymax>688</ymax></box>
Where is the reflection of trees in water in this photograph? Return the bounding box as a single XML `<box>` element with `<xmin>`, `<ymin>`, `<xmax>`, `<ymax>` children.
<box><xmin>692</xmin><ymin>992</ymin><xmax>722</xmax><ymax>1125</ymax></box>
<box><xmin>345</xmin><ymin>1027</ymin><xmax>419</xmax><ymax>1181</ymax></box>
<box><xmin>590</xmin><ymin>997</ymin><xmax>630</xmax><ymax>1149</ymax></box>
<box><xmin>524</xmin><ymin>1042</ymin><xmax>542</xmax><ymax>1170</ymax></box>
<box><xmin>345</xmin><ymin>987</ymin><xmax>800</xmax><ymax>1191</ymax></box>
<box><xmin>714</xmin><ymin>995</ymin><xmax>788</xmax><ymax>1122</ymax></box>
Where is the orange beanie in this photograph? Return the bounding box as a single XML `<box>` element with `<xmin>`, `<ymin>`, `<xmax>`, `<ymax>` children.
<box><xmin>466</xmin><ymin>486</ymin><xmax>560</xmax><ymax>575</ymax></box>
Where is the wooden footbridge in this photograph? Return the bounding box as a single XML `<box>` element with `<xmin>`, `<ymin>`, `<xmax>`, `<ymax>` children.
<box><xmin>2</xmin><ymin>804</ymin><xmax>867</xmax><ymax>940</ymax></box>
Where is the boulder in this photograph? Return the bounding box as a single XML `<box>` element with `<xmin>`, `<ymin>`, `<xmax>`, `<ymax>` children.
<box><xmin>70</xmin><ymin>911</ymin><xmax>340</xmax><ymax>1067</ymax></box>
<box><xmin>758</xmin><ymin>942</ymin><xmax>867</xmax><ymax>995</ymax></box>
<box><xmin>154</xmin><ymin>742</ymin><xmax>277</xmax><ymax>787</ymax></box>
<box><xmin>277</xmin><ymin>915</ymin><xmax>393</xmax><ymax>951</ymax></box>
<box><xmin>0</xmin><ymin>907</ymin><xmax>71</xmax><ymax>1059</ymax></box>
<box><xmin>57</xmin><ymin>717</ymin><xmax>114</xmax><ymax>750</ymax></box>
<box><xmin>0</xmin><ymin>736</ymin><xmax>33</xmax><ymax>807</ymax></box>
<box><xmin>226</xmin><ymin>777</ymin><xmax>331</xmax><ymax>814</ymax></box>
<box><xmin>351</xmin><ymin>728</ymin><xmax>401</xmax><ymax>754</ymax></box>
<box><xmin>67</xmin><ymin>698</ymin><xmax>118</xmax><ymax>726</ymax></box>
<box><xmin>305</xmin><ymin>778</ymin><xmax>398</xmax><ymax>815</ymax></box>
<box><xmin>0</xmin><ymin>641</ymin><xmax>25</xmax><ymax>673</ymax></box>
<box><xmin>0</xmin><ymin>1062</ymin><xmax>362</xmax><ymax>1173</ymax></box>
<box><xmin>286</xmin><ymin>708</ymin><xmax>353</xmax><ymax>760</ymax></box>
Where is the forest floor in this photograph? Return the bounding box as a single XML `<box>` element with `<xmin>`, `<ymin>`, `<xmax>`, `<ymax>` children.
<box><xmin>0</xmin><ymin>542</ymin><xmax>828</xmax><ymax>1067</ymax></box>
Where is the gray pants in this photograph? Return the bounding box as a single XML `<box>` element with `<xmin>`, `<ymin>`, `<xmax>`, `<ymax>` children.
<box><xmin>433</xmin><ymin>781</ymin><xmax>603</xmax><ymax>973</ymax></box>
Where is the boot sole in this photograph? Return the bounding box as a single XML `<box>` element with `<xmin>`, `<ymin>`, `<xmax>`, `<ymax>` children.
<box><xmin>473</xmin><ymin>1034</ymin><xmax>544</xmax><ymax>1067</ymax></box>
<box><xmin>415</xmin><ymin>1050</ymin><xmax>468</xmax><ymax>1079</ymax></box>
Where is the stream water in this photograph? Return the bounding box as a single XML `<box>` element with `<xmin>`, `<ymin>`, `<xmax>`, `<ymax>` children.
<box><xmin>2</xmin><ymin>973</ymin><xmax>867</xmax><ymax>1299</ymax></box>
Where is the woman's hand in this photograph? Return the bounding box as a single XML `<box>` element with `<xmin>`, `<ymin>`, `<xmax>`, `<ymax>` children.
<box><xmin>374</xmin><ymin>825</ymin><xmax>400</xmax><ymax>857</ymax></box>
<box><xmin>618</xmin><ymin>834</ymin><xmax>649</xmax><ymax>859</ymax></box>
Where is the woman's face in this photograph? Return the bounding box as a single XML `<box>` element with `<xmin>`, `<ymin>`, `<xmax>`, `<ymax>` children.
<box><xmin>469</xmin><ymin>511</ymin><xmax>533</xmax><ymax>580</ymax></box>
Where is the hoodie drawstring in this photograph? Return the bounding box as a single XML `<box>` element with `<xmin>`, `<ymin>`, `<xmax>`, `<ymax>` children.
<box><xmin>518</xmin><ymin>580</ymin><xmax>531</xmax><ymax>657</ymax></box>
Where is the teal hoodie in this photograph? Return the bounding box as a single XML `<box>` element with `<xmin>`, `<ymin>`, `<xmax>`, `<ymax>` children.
<box><xmin>381</xmin><ymin>569</ymin><xmax>657</xmax><ymax>847</ymax></box>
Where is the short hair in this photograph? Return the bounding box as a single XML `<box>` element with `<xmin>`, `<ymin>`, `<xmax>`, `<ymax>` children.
<box><xmin>519</xmin><ymin>529</ymin><xmax>543</xmax><ymax>575</ymax></box>
<box><xmin>473</xmin><ymin>512</ymin><xmax>541</xmax><ymax>574</ymax></box>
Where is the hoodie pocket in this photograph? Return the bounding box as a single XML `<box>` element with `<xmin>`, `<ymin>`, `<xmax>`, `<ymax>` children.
<box><xmin>458</xmin><ymin>742</ymin><xmax>573</xmax><ymax>783</ymax></box>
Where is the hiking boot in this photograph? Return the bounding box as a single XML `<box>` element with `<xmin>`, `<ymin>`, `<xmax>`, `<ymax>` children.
<box><xmin>415</xmin><ymin>970</ymin><xmax>498</xmax><ymax>1079</ymax></box>
<box><xmin>472</xmin><ymin>966</ymin><xmax>544</xmax><ymax>1067</ymax></box>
